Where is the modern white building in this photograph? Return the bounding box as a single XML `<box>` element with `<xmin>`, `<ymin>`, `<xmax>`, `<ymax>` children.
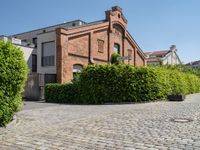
<box><xmin>0</xmin><ymin>20</ymin><xmax>89</xmax><ymax>100</ymax></box>
<box><xmin>145</xmin><ymin>45</ymin><xmax>181</xmax><ymax>66</ymax></box>
<box><xmin>10</xmin><ymin>20</ymin><xmax>86</xmax><ymax>75</ymax></box>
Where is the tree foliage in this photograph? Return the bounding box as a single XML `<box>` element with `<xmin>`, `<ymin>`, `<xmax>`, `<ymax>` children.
<box><xmin>0</xmin><ymin>41</ymin><xmax>28</xmax><ymax>126</ymax></box>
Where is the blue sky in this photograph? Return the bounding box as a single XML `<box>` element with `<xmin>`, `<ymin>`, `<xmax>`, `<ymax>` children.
<box><xmin>1</xmin><ymin>0</ymin><xmax>200</xmax><ymax>63</ymax></box>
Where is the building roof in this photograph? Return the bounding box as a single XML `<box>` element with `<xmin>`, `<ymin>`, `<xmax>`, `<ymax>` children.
<box><xmin>145</xmin><ymin>46</ymin><xmax>182</xmax><ymax>65</ymax></box>
<box><xmin>145</xmin><ymin>50</ymin><xmax>170</xmax><ymax>57</ymax></box>
<box><xmin>10</xmin><ymin>6</ymin><xmax>146</xmax><ymax>60</ymax></box>
<box><xmin>186</xmin><ymin>60</ymin><xmax>200</xmax><ymax>66</ymax></box>
<box><xmin>12</xmin><ymin>20</ymin><xmax>87</xmax><ymax>36</ymax></box>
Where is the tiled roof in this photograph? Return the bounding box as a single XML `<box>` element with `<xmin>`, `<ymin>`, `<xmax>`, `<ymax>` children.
<box><xmin>145</xmin><ymin>50</ymin><xmax>169</xmax><ymax>57</ymax></box>
<box><xmin>144</xmin><ymin>52</ymin><xmax>152</xmax><ymax>56</ymax></box>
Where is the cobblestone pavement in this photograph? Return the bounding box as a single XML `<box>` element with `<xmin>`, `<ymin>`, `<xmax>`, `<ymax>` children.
<box><xmin>1</xmin><ymin>94</ymin><xmax>200</xmax><ymax>150</ymax></box>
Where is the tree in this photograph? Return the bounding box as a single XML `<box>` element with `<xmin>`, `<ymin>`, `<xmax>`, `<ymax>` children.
<box><xmin>0</xmin><ymin>41</ymin><xmax>28</xmax><ymax>126</ymax></box>
<box><xmin>111</xmin><ymin>53</ymin><xmax>122</xmax><ymax>65</ymax></box>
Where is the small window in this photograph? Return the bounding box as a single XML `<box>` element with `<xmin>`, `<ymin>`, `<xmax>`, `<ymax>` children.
<box><xmin>72</xmin><ymin>23</ymin><xmax>76</xmax><ymax>26</ymax></box>
<box><xmin>32</xmin><ymin>38</ymin><xmax>37</xmax><ymax>48</ymax></box>
<box><xmin>98</xmin><ymin>39</ymin><xmax>104</xmax><ymax>53</ymax></box>
<box><xmin>73</xmin><ymin>64</ymin><xmax>83</xmax><ymax>73</ymax></box>
<box><xmin>114</xmin><ymin>43</ymin><xmax>120</xmax><ymax>54</ymax></box>
<box><xmin>22</xmin><ymin>39</ymin><xmax>27</xmax><ymax>43</ymax></box>
<box><xmin>32</xmin><ymin>54</ymin><xmax>37</xmax><ymax>72</ymax></box>
<box><xmin>73</xmin><ymin>64</ymin><xmax>83</xmax><ymax>80</ymax></box>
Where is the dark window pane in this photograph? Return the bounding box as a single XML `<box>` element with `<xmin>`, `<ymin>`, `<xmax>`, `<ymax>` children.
<box><xmin>41</xmin><ymin>41</ymin><xmax>55</xmax><ymax>67</ymax></box>
<box><xmin>32</xmin><ymin>54</ymin><xmax>37</xmax><ymax>72</ymax></box>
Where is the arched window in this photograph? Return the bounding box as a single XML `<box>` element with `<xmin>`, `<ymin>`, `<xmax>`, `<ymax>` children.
<box><xmin>73</xmin><ymin>64</ymin><xmax>83</xmax><ymax>80</ymax></box>
<box><xmin>73</xmin><ymin>64</ymin><xmax>83</xmax><ymax>73</ymax></box>
<box><xmin>114</xmin><ymin>43</ymin><xmax>120</xmax><ymax>54</ymax></box>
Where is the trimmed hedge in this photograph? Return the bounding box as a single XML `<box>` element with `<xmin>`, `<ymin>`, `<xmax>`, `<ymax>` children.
<box><xmin>0</xmin><ymin>41</ymin><xmax>28</xmax><ymax>126</ymax></box>
<box><xmin>45</xmin><ymin>64</ymin><xmax>200</xmax><ymax>104</ymax></box>
<box><xmin>45</xmin><ymin>83</ymin><xmax>79</xmax><ymax>103</ymax></box>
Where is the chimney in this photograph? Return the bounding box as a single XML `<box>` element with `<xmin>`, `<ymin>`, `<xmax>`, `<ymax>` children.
<box><xmin>112</xmin><ymin>6</ymin><xmax>123</xmax><ymax>12</ymax></box>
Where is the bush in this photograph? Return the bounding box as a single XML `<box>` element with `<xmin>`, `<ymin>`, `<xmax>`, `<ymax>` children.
<box><xmin>0</xmin><ymin>41</ymin><xmax>28</xmax><ymax>126</ymax></box>
<box><xmin>45</xmin><ymin>83</ymin><xmax>79</xmax><ymax>103</ymax></box>
<box><xmin>78</xmin><ymin>65</ymin><xmax>137</xmax><ymax>104</ymax></box>
<box><xmin>132</xmin><ymin>67</ymin><xmax>167</xmax><ymax>102</ymax></box>
<box><xmin>45</xmin><ymin>64</ymin><xmax>200</xmax><ymax>104</ymax></box>
<box><xmin>111</xmin><ymin>53</ymin><xmax>122</xmax><ymax>64</ymax></box>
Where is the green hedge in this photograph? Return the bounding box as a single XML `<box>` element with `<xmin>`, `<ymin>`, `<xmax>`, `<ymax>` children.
<box><xmin>0</xmin><ymin>41</ymin><xmax>28</xmax><ymax>126</ymax></box>
<box><xmin>45</xmin><ymin>64</ymin><xmax>200</xmax><ymax>104</ymax></box>
<box><xmin>45</xmin><ymin>83</ymin><xmax>79</xmax><ymax>103</ymax></box>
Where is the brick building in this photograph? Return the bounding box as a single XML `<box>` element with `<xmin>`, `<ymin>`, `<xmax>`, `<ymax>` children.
<box><xmin>56</xmin><ymin>6</ymin><xmax>146</xmax><ymax>83</ymax></box>
<box><xmin>13</xmin><ymin>6</ymin><xmax>146</xmax><ymax>84</ymax></box>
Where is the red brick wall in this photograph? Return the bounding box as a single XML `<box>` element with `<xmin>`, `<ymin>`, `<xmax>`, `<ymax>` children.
<box><xmin>68</xmin><ymin>34</ymin><xmax>89</xmax><ymax>57</ymax></box>
<box><xmin>136</xmin><ymin>51</ymin><xmax>145</xmax><ymax>66</ymax></box>
<box><xmin>124</xmin><ymin>39</ymin><xmax>135</xmax><ymax>65</ymax></box>
<box><xmin>92</xmin><ymin>29</ymin><xmax>108</xmax><ymax>62</ymax></box>
<box><xmin>56</xmin><ymin>6</ymin><xmax>146</xmax><ymax>83</ymax></box>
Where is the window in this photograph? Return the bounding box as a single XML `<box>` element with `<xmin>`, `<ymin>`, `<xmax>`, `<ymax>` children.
<box><xmin>42</xmin><ymin>41</ymin><xmax>55</xmax><ymax>67</ymax></box>
<box><xmin>32</xmin><ymin>54</ymin><xmax>37</xmax><ymax>72</ymax></box>
<box><xmin>73</xmin><ymin>64</ymin><xmax>83</xmax><ymax>80</ymax></box>
<box><xmin>72</xmin><ymin>23</ymin><xmax>76</xmax><ymax>26</ymax></box>
<box><xmin>98</xmin><ymin>39</ymin><xmax>104</xmax><ymax>53</ymax></box>
<box><xmin>22</xmin><ymin>39</ymin><xmax>27</xmax><ymax>45</ymax></box>
<box><xmin>32</xmin><ymin>38</ymin><xmax>37</xmax><ymax>48</ymax></box>
<box><xmin>45</xmin><ymin>74</ymin><xmax>57</xmax><ymax>84</ymax></box>
<box><xmin>114</xmin><ymin>43</ymin><xmax>120</xmax><ymax>54</ymax></box>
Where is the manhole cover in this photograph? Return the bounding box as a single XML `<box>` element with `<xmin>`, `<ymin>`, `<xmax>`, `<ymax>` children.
<box><xmin>170</xmin><ymin>118</ymin><xmax>193</xmax><ymax>123</ymax></box>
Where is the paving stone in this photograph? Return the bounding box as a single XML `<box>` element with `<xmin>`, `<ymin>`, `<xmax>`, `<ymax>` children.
<box><xmin>0</xmin><ymin>93</ymin><xmax>200</xmax><ymax>149</ymax></box>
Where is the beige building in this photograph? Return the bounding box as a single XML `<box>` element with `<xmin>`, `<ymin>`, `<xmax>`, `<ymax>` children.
<box><xmin>145</xmin><ymin>45</ymin><xmax>181</xmax><ymax>66</ymax></box>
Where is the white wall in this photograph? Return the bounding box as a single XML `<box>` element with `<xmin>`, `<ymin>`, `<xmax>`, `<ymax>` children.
<box><xmin>163</xmin><ymin>51</ymin><xmax>181</xmax><ymax>65</ymax></box>
<box><xmin>12</xmin><ymin>20</ymin><xmax>84</xmax><ymax>44</ymax></box>
<box><xmin>37</xmin><ymin>31</ymin><xmax>56</xmax><ymax>74</ymax></box>
<box><xmin>16</xmin><ymin>45</ymin><xmax>34</xmax><ymax>70</ymax></box>
<box><xmin>0</xmin><ymin>36</ymin><xmax>34</xmax><ymax>71</ymax></box>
